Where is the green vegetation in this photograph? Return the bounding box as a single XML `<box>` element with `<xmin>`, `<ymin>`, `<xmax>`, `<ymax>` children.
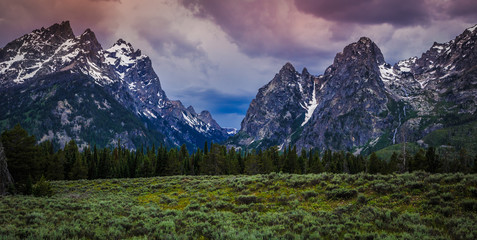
<box><xmin>1</xmin><ymin>172</ymin><xmax>477</xmax><ymax>239</ymax></box>
<box><xmin>423</xmin><ymin>120</ymin><xmax>477</xmax><ymax>156</ymax></box>
<box><xmin>2</xmin><ymin>124</ymin><xmax>477</xmax><ymax>196</ymax></box>
<box><xmin>1</xmin><ymin>125</ymin><xmax>477</xmax><ymax>238</ymax></box>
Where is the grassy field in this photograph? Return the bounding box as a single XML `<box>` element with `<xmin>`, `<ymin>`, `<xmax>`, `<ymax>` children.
<box><xmin>1</xmin><ymin>172</ymin><xmax>477</xmax><ymax>239</ymax></box>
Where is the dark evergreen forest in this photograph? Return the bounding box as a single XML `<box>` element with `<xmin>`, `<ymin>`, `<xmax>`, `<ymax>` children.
<box><xmin>2</xmin><ymin>124</ymin><xmax>477</xmax><ymax>194</ymax></box>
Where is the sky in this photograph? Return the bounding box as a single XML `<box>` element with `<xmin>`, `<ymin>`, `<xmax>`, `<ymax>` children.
<box><xmin>1</xmin><ymin>0</ymin><xmax>477</xmax><ymax>129</ymax></box>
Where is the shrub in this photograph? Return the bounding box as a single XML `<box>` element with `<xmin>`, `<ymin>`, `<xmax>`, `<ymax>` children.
<box><xmin>441</xmin><ymin>192</ymin><xmax>454</xmax><ymax>201</ymax></box>
<box><xmin>357</xmin><ymin>194</ymin><xmax>367</xmax><ymax>205</ymax></box>
<box><xmin>236</xmin><ymin>195</ymin><xmax>260</xmax><ymax>204</ymax></box>
<box><xmin>371</xmin><ymin>181</ymin><xmax>396</xmax><ymax>194</ymax></box>
<box><xmin>302</xmin><ymin>190</ymin><xmax>318</xmax><ymax>200</ymax></box>
<box><xmin>460</xmin><ymin>199</ymin><xmax>477</xmax><ymax>212</ymax></box>
<box><xmin>404</xmin><ymin>181</ymin><xmax>425</xmax><ymax>190</ymax></box>
<box><xmin>469</xmin><ymin>187</ymin><xmax>477</xmax><ymax>198</ymax></box>
<box><xmin>32</xmin><ymin>176</ymin><xmax>53</xmax><ymax>197</ymax></box>
<box><xmin>326</xmin><ymin>188</ymin><xmax>357</xmax><ymax>200</ymax></box>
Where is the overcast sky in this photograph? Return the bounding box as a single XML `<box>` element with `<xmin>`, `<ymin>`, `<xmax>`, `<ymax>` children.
<box><xmin>1</xmin><ymin>0</ymin><xmax>477</xmax><ymax>128</ymax></box>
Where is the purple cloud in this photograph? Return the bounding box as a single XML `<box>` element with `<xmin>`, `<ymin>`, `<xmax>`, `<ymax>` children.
<box><xmin>294</xmin><ymin>0</ymin><xmax>430</xmax><ymax>26</ymax></box>
<box><xmin>180</xmin><ymin>0</ymin><xmax>337</xmax><ymax>60</ymax></box>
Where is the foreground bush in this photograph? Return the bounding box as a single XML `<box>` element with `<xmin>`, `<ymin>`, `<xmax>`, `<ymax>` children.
<box><xmin>32</xmin><ymin>176</ymin><xmax>53</xmax><ymax>197</ymax></box>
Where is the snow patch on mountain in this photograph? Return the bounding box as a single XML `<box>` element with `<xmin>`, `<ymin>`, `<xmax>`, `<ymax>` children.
<box><xmin>301</xmin><ymin>82</ymin><xmax>317</xmax><ymax>127</ymax></box>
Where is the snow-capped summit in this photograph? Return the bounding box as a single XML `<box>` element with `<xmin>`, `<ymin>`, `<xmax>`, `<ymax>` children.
<box><xmin>0</xmin><ymin>21</ymin><xmax>229</xmax><ymax>150</ymax></box>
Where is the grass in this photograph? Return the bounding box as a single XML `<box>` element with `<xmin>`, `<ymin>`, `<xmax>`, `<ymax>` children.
<box><xmin>1</xmin><ymin>172</ymin><xmax>477</xmax><ymax>239</ymax></box>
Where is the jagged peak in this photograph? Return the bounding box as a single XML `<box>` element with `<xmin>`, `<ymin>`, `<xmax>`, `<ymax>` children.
<box><xmin>301</xmin><ymin>67</ymin><xmax>310</xmax><ymax>76</ymax></box>
<box><xmin>334</xmin><ymin>36</ymin><xmax>385</xmax><ymax>66</ymax></box>
<box><xmin>32</xmin><ymin>20</ymin><xmax>75</xmax><ymax>40</ymax></box>
<box><xmin>77</xmin><ymin>28</ymin><xmax>102</xmax><ymax>51</ymax></box>
<box><xmin>199</xmin><ymin>110</ymin><xmax>212</xmax><ymax>118</ymax></box>
<box><xmin>107</xmin><ymin>38</ymin><xmax>136</xmax><ymax>54</ymax></box>
<box><xmin>358</xmin><ymin>36</ymin><xmax>373</xmax><ymax>44</ymax></box>
<box><xmin>465</xmin><ymin>24</ymin><xmax>477</xmax><ymax>33</ymax></box>
<box><xmin>114</xmin><ymin>38</ymin><xmax>133</xmax><ymax>47</ymax></box>
<box><xmin>280</xmin><ymin>62</ymin><xmax>296</xmax><ymax>73</ymax></box>
<box><xmin>187</xmin><ymin>105</ymin><xmax>196</xmax><ymax>115</ymax></box>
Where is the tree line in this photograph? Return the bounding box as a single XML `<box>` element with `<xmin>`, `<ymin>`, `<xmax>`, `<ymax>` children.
<box><xmin>2</xmin><ymin>124</ymin><xmax>477</xmax><ymax>194</ymax></box>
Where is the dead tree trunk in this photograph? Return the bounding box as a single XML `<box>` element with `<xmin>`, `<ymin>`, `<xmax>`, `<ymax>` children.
<box><xmin>0</xmin><ymin>140</ymin><xmax>14</xmax><ymax>195</ymax></box>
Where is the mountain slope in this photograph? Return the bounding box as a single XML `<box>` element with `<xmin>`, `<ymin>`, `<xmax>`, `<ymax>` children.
<box><xmin>0</xmin><ymin>21</ymin><xmax>228</xmax><ymax>150</ymax></box>
<box><xmin>229</xmin><ymin>25</ymin><xmax>477</xmax><ymax>154</ymax></box>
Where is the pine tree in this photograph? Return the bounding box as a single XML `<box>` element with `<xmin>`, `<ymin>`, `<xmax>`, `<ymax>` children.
<box><xmin>227</xmin><ymin>147</ymin><xmax>240</xmax><ymax>174</ymax></box>
<box><xmin>410</xmin><ymin>149</ymin><xmax>426</xmax><ymax>172</ymax></box>
<box><xmin>244</xmin><ymin>150</ymin><xmax>260</xmax><ymax>175</ymax></box>
<box><xmin>203</xmin><ymin>141</ymin><xmax>208</xmax><ymax>155</ymax></box>
<box><xmin>425</xmin><ymin>147</ymin><xmax>438</xmax><ymax>173</ymax></box>
<box><xmin>367</xmin><ymin>152</ymin><xmax>381</xmax><ymax>174</ymax></box>
<box><xmin>1</xmin><ymin>124</ymin><xmax>40</xmax><ymax>186</ymax></box>
<box><xmin>387</xmin><ymin>152</ymin><xmax>400</xmax><ymax>173</ymax></box>
<box><xmin>64</xmin><ymin>140</ymin><xmax>80</xmax><ymax>179</ymax></box>
<box><xmin>261</xmin><ymin>147</ymin><xmax>275</xmax><ymax>173</ymax></box>
<box><xmin>69</xmin><ymin>154</ymin><xmax>88</xmax><ymax>180</ymax></box>
<box><xmin>472</xmin><ymin>154</ymin><xmax>477</xmax><ymax>174</ymax></box>
<box><xmin>179</xmin><ymin>144</ymin><xmax>189</xmax><ymax>175</ymax></box>
<box><xmin>297</xmin><ymin>149</ymin><xmax>307</xmax><ymax>174</ymax></box>
<box><xmin>45</xmin><ymin>150</ymin><xmax>64</xmax><ymax>180</ymax></box>
<box><xmin>283</xmin><ymin>145</ymin><xmax>297</xmax><ymax>173</ymax></box>
<box><xmin>308</xmin><ymin>150</ymin><xmax>323</xmax><ymax>174</ymax></box>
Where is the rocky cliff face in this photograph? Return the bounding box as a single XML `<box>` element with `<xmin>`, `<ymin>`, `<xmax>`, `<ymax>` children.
<box><xmin>229</xmin><ymin>25</ymin><xmax>477</xmax><ymax>154</ymax></box>
<box><xmin>231</xmin><ymin>63</ymin><xmax>316</xmax><ymax>149</ymax></box>
<box><xmin>0</xmin><ymin>21</ymin><xmax>229</xmax><ymax>150</ymax></box>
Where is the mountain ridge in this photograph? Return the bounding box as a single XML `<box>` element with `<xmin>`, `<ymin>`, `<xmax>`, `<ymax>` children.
<box><xmin>0</xmin><ymin>21</ymin><xmax>229</xmax><ymax>150</ymax></box>
<box><xmin>229</xmin><ymin>24</ymin><xmax>477</xmax><ymax>154</ymax></box>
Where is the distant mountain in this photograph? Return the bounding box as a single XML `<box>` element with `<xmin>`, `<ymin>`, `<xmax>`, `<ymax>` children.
<box><xmin>0</xmin><ymin>21</ymin><xmax>229</xmax><ymax>150</ymax></box>
<box><xmin>228</xmin><ymin>25</ymin><xmax>477</xmax><ymax>154</ymax></box>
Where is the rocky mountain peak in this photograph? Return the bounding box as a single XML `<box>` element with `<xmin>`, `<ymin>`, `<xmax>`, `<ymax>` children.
<box><xmin>187</xmin><ymin>106</ymin><xmax>197</xmax><ymax>115</ymax></box>
<box><xmin>465</xmin><ymin>24</ymin><xmax>477</xmax><ymax>34</ymax></box>
<box><xmin>280</xmin><ymin>62</ymin><xmax>296</xmax><ymax>73</ymax></box>
<box><xmin>37</xmin><ymin>20</ymin><xmax>75</xmax><ymax>41</ymax></box>
<box><xmin>0</xmin><ymin>21</ymin><xmax>229</xmax><ymax>151</ymax></box>
<box><xmin>107</xmin><ymin>38</ymin><xmax>141</xmax><ymax>58</ymax></box>
<box><xmin>79</xmin><ymin>29</ymin><xmax>102</xmax><ymax>51</ymax></box>
<box><xmin>198</xmin><ymin>110</ymin><xmax>222</xmax><ymax>130</ymax></box>
<box><xmin>330</xmin><ymin>37</ymin><xmax>385</xmax><ymax>71</ymax></box>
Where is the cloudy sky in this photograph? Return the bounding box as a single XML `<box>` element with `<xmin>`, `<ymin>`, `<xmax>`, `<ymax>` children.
<box><xmin>1</xmin><ymin>0</ymin><xmax>477</xmax><ymax>128</ymax></box>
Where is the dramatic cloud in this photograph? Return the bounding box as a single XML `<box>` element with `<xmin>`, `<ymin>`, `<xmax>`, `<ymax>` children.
<box><xmin>1</xmin><ymin>0</ymin><xmax>477</xmax><ymax>128</ymax></box>
<box><xmin>181</xmin><ymin>0</ymin><xmax>340</xmax><ymax>61</ymax></box>
<box><xmin>294</xmin><ymin>0</ymin><xmax>430</xmax><ymax>26</ymax></box>
<box><xmin>0</xmin><ymin>0</ymin><xmax>117</xmax><ymax>46</ymax></box>
<box><xmin>444</xmin><ymin>0</ymin><xmax>477</xmax><ymax>19</ymax></box>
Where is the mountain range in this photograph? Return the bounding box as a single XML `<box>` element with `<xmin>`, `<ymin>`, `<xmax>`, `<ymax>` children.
<box><xmin>228</xmin><ymin>25</ymin><xmax>477</xmax><ymax>155</ymax></box>
<box><xmin>1</xmin><ymin>21</ymin><xmax>476</xmax><ymax>155</ymax></box>
<box><xmin>0</xmin><ymin>21</ymin><xmax>230</xmax><ymax>150</ymax></box>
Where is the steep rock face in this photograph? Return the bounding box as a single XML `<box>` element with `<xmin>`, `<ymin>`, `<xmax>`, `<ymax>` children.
<box><xmin>231</xmin><ymin>25</ymin><xmax>477</xmax><ymax>154</ymax></box>
<box><xmin>298</xmin><ymin>37</ymin><xmax>394</xmax><ymax>151</ymax></box>
<box><xmin>0</xmin><ymin>72</ymin><xmax>166</xmax><ymax>149</ymax></box>
<box><xmin>229</xmin><ymin>63</ymin><xmax>316</xmax><ymax>149</ymax></box>
<box><xmin>0</xmin><ymin>21</ymin><xmax>228</xmax><ymax>150</ymax></box>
